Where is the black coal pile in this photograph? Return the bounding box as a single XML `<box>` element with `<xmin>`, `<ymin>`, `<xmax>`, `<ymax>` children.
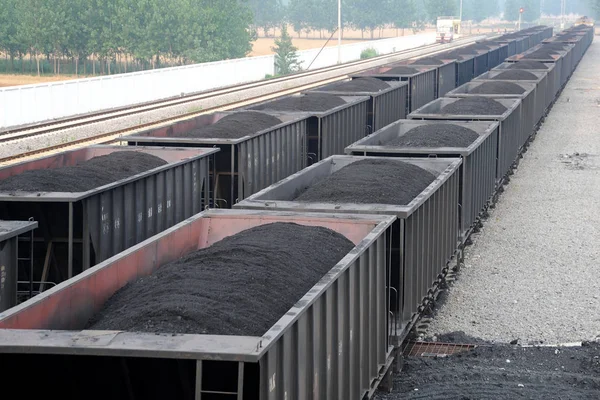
<box><xmin>385</xmin><ymin>66</ymin><xmax>418</xmax><ymax>75</ymax></box>
<box><xmin>492</xmin><ymin>70</ymin><xmax>539</xmax><ymax>80</ymax></box>
<box><xmin>375</xmin><ymin>342</ymin><xmax>600</xmax><ymax>400</ymax></box>
<box><xmin>469</xmin><ymin>81</ymin><xmax>526</xmax><ymax>95</ymax></box>
<box><xmin>294</xmin><ymin>159</ymin><xmax>437</xmax><ymax>205</ymax></box>
<box><xmin>442</xmin><ymin>51</ymin><xmax>471</xmax><ymax>60</ymax></box>
<box><xmin>249</xmin><ymin>93</ymin><xmax>346</xmax><ymax>112</ymax></box>
<box><xmin>174</xmin><ymin>112</ymin><xmax>282</xmax><ymax>139</ymax></box>
<box><xmin>441</xmin><ymin>97</ymin><xmax>508</xmax><ymax>115</ymax></box>
<box><xmin>0</xmin><ymin>152</ymin><xmax>167</xmax><ymax>193</ymax></box>
<box><xmin>410</xmin><ymin>57</ymin><xmax>444</xmax><ymax>65</ymax></box>
<box><xmin>523</xmin><ymin>50</ymin><xmax>559</xmax><ymax>59</ymax></box>
<box><xmin>507</xmin><ymin>61</ymin><xmax>549</xmax><ymax>70</ymax></box>
<box><xmin>386</xmin><ymin>124</ymin><xmax>480</xmax><ymax>148</ymax></box>
<box><xmin>87</xmin><ymin>222</ymin><xmax>354</xmax><ymax>336</ymax></box>
<box><xmin>323</xmin><ymin>77</ymin><xmax>391</xmax><ymax>92</ymax></box>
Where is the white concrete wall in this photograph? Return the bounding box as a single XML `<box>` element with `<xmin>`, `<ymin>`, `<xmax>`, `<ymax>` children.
<box><xmin>0</xmin><ymin>33</ymin><xmax>435</xmax><ymax>129</ymax></box>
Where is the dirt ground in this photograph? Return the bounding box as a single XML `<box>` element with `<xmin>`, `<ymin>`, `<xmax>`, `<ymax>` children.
<box><xmin>250</xmin><ymin>27</ymin><xmax>436</xmax><ymax>56</ymax></box>
<box><xmin>0</xmin><ymin>74</ymin><xmax>79</xmax><ymax>88</ymax></box>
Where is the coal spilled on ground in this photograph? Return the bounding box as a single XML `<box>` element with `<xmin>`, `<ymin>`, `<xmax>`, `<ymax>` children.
<box><xmin>294</xmin><ymin>159</ymin><xmax>437</xmax><ymax>206</ymax></box>
<box><xmin>508</xmin><ymin>60</ymin><xmax>549</xmax><ymax>70</ymax></box>
<box><xmin>492</xmin><ymin>70</ymin><xmax>539</xmax><ymax>80</ymax></box>
<box><xmin>375</xmin><ymin>342</ymin><xmax>600</xmax><ymax>400</ymax></box>
<box><xmin>249</xmin><ymin>93</ymin><xmax>346</xmax><ymax>112</ymax></box>
<box><xmin>87</xmin><ymin>223</ymin><xmax>354</xmax><ymax>336</ymax></box>
<box><xmin>410</xmin><ymin>57</ymin><xmax>444</xmax><ymax>65</ymax></box>
<box><xmin>441</xmin><ymin>97</ymin><xmax>507</xmax><ymax>115</ymax></box>
<box><xmin>385</xmin><ymin>66</ymin><xmax>418</xmax><ymax>75</ymax></box>
<box><xmin>470</xmin><ymin>81</ymin><xmax>526</xmax><ymax>95</ymax></box>
<box><xmin>0</xmin><ymin>152</ymin><xmax>167</xmax><ymax>193</ymax></box>
<box><xmin>173</xmin><ymin>112</ymin><xmax>282</xmax><ymax>139</ymax></box>
<box><xmin>385</xmin><ymin>124</ymin><xmax>480</xmax><ymax>148</ymax></box>
<box><xmin>322</xmin><ymin>77</ymin><xmax>391</xmax><ymax>92</ymax></box>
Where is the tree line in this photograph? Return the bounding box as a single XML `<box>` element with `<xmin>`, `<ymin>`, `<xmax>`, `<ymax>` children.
<box><xmin>1</xmin><ymin>0</ymin><xmax>595</xmax><ymax>77</ymax></box>
<box><xmin>0</xmin><ymin>0</ymin><xmax>255</xmax><ymax>75</ymax></box>
<box><xmin>253</xmin><ymin>0</ymin><xmax>501</xmax><ymax>40</ymax></box>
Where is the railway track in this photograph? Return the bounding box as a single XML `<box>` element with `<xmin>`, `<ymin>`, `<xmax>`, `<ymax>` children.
<box><xmin>0</xmin><ymin>35</ymin><xmax>490</xmax><ymax>166</ymax></box>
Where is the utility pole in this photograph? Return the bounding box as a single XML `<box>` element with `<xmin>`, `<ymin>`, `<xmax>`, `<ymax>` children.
<box><xmin>337</xmin><ymin>0</ymin><xmax>342</xmax><ymax>64</ymax></box>
<box><xmin>518</xmin><ymin>7</ymin><xmax>524</xmax><ymax>31</ymax></box>
<box><xmin>560</xmin><ymin>0</ymin><xmax>566</xmax><ymax>29</ymax></box>
<box><xmin>459</xmin><ymin>0</ymin><xmax>463</xmax><ymax>35</ymax></box>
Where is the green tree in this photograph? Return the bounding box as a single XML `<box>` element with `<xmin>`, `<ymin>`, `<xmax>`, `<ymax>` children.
<box><xmin>462</xmin><ymin>0</ymin><xmax>499</xmax><ymax>22</ymax></box>
<box><xmin>388</xmin><ymin>0</ymin><xmax>420</xmax><ymax>33</ymax></box>
<box><xmin>505</xmin><ymin>0</ymin><xmax>540</xmax><ymax>23</ymax></box>
<box><xmin>425</xmin><ymin>0</ymin><xmax>459</xmax><ymax>22</ymax></box>
<box><xmin>587</xmin><ymin>0</ymin><xmax>600</xmax><ymax>17</ymax></box>
<box><xmin>272</xmin><ymin>24</ymin><xmax>301</xmax><ymax>75</ymax></box>
<box><xmin>347</xmin><ymin>0</ymin><xmax>387</xmax><ymax>39</ymax></box>
<box><xmin>248</xmin><ymin>0</ymin><xmax>283</xmax><ymax>36</ymax></box>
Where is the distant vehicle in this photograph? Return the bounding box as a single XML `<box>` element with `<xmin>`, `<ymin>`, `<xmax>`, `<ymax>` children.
<box><xmin>436</xmin><ymin>16</ymin><xmax>461</xmax><ymax>43</ymax></box>
<box><xmin>574</xmin><ymin>16</ymin><xmax>594</xmax><ymax>27</ymax></box>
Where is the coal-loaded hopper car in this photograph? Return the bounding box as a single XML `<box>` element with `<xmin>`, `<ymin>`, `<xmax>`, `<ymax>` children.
<box><xmin>493</xmin><ymin>61</ymin><xmax>558</xmax><ymax>105</ymax></box>
<box><xmin>305</xmin><ymin>77</ymin><xmax>408</xmax><ymax>133</ymax></box>
<box><xmin>0</xmin><ymin>209</ymin><xmax>395</xmax><ymax>400</ymax></box>
<box><xmin>350</xmin><ymin>65</ymin><xmax>437</xmax><ymax>114</ymax></box>
<box><xmin>122</xmin><ymin>111</ymin><xmax>308</xmax><ymax>208</ymax></box>
<box><xmin>235</xmin><ymin>155</ymin><xmax>462</xmax><ymax>344</ymax></box>
<box><xmin>0</xmin><ymin>220</ymin><xmax>38</xmax><ymax>311</ymax></box>
<box><xmin>346</xmin><ymin>120</ymin><xmax>499</xmax><ymax>244</ymax></box>
<box><xmin>388</xmin><ymin>56</ymin><xmax>457</xmax><ymax>98</ymax></box>
<box><xmin>240</xmin><ymin>93</ymin><xmax>370</xmax><ymax>163</ymax></box>
<box><xmin>446</xmin><ymin>80</ymin><xmax>540</xmax><ymax>150</ymax></box>
<box><xmin>409</xmin><ymin>96</ymin><xmax>522</xmax><ymax>185</ymax></box>
<box><xmin>0</xmin><ymin>146</ymin><xmax>217</xmax><ymax>288</ymax></box>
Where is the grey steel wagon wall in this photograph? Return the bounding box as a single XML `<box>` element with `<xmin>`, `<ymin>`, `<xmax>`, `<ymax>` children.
<box><xmin>0</xmin><ymin>221</ymin><xmax>37</xmax><ymax>311</ymax></box>
<box><xmin>400</xmin><ymin>167</ymin><xmax>459</xmax><ymax>329</ymax></box>
<box><xmin>124</xmin><ymin>117</ymin><xmax>308</xmax><ymax>206</ymax></box>
<box><xmin>456</xmin><ymin>57</ymin><xmax>475</xmax><ymax>86</ymax></box>
<box><xmin>370</xmin><ymin>84</ymin><xmax>407</xmax><ymax>132</ymax></box>
<box><xmin>307</xmin><ymin>83</ymin><xmax>408</xmax><ymax>133</ymax></box>
<box><xmin>235</xmin><ymin>119</ymin><xmax>308</xmax><ymax>201</ymax></box>
<box><xmin>347</xmin><ymin>124</ymin><xmax>499</xmax><ymax>243</ymax></box>
<box><xmin>84</xmin><ymin>155</ymin><xmax>210</xmax><ymax>266</ymax></box>
<box><xmin>0</xmin><ymin>151</ymin><xmax>212</xmax><ymax>279</ymax></box>
<box><xmin>0</xmin><ymin>210</ymin><xmax>394</xmax><ymax>400</ymax></box>
<box><xmin>0</xmin><ymin>234</ymin><xmax>19</xmax><ymax>311</ymax></box>
<box><xmin>407</xmin><ymin>61</ymin><xmax>456</xmax><ymax>98</ymax></box>
<box><xmin>319</xmin><ymin>100</ymin><xmax>369</xmax><ymax>159</ymax></box>
<box><xmin>259</xmin><ymin>227</ymin><xmax>390</xmax><ymax>399</ymax></box>
<box><xmin>407</xmin><ymin>69</ymin><xmax>436</xmax><ymax>112</ymax></box>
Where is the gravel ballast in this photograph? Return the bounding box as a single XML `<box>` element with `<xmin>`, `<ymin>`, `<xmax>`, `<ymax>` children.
<box><xmin>294</xmin><ymin>159</ymin><xmax>437</xmax><ymax>205</ymax></box>
<box><xmin>425</xmin><ymin>42</ymin><xmax>600</xmax><ymax>345</ymax></box>
<box><xmin>324</xmin><ymin>77</ymin><xmax>391</xmax><ymax>92</ymax></box>
<box><xmin>0</xmin><ymin>151</ymin><xmax>167</xmax><ymax>192</ymax></box>
<box><xmin>87</xmin><ymin>222</ymin><xmax>354</xmax><ymax>336</ymax></box>
<box><xmin>507</xmin><ymin>60</ymin><xmax>549</xmax><ymax>69</ymax></box>
<box><xmin>376</xmin><ymin>342</ymin><xmax>600</xmax><ymax>399</ymax></box>
<box><xmin>386</xmin><ymin>124</ymin><xmax>480</xmax><ymax>147</ymax></box>
<box><xmin>469</xmin><ymin>81</ymin><xmax>526</xmax><ymax>95</ymax></box>
<box><xmin>441</xmin><ymin>97</ymin><xmax>508</xmax><ymax>115</ymax></box>
<box><xmin>249</xmin><ymin>93</ymin><xmax>346</xmax><ymax>112</ymax></box>
<box><xmin>492</xmin><ymin>70</ymin><xmax>539</xmax><ymax>80</ymax></box>
<box><xmin>172</xmin><ymin>112</ymin><xmax>282</xmax><ymax>139</ymax></box>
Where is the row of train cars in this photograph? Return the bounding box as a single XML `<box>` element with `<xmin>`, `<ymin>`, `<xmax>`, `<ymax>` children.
<box><xmin>0</xmin><ymin>24</ymin><xmax>594</xmax><ymax>399</ymax></box>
